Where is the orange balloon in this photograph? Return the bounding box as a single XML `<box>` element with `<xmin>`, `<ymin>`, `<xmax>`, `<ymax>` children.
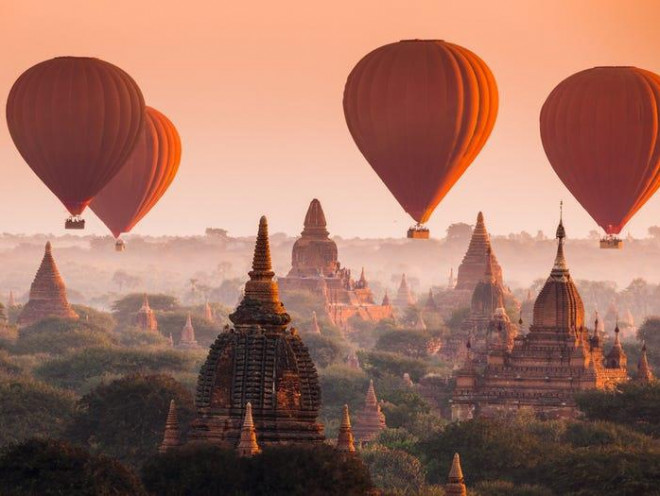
<box><xmin>540</xmin><ymin>67</ymin><xmax>660</xmax><ymax>235</ymax></box>
<box><xmin>343</xmin><ymin>40</ymin><xmax>498</xmax><ymax>223</ymax></box>
<box><xmin>90</xmin><ymin>107</ymin><xmax>181</xmax><ymax>238</ymax></box>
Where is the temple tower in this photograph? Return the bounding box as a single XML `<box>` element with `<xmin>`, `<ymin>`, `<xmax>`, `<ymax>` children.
<box><xmin>336</xmin><ymin>404</ymin><xmax>356</xmax><ymax>453</ymax></box>
<box><xmin>455</xmin><ymin>212</ymin><xmax>503</xmax><ymax>291</ymax></box>
<box><xmin>237</xmin><ymin>402</ymin><xmax>260</xmax><ymax>457</ymax></box>
<box><xmin>288</xmin><ymin>199</ymin><xmax>339</xmax><ymax>277</ymax></box>
<box><xmin>309</xmin><ymin>311</ymin><xmax>322</xmax><ymax>334</ymax></box>
<box><xmin>605</xmin><ymin>326</ymin><xmax>627</xmax><ymax>370</ymax></box>
<box><xmin>394</xmin><ymin>274</ymin><xmax>415</xmax><ymax>308</ymax></box>
<box><xmin>178</xmin><ymin>313</ymin><xmax>199</xmax><ymax>349</ymax></box>
<box><xmin>159</xmin><ymin>400</ymin><xmax>182</xmax><ymax>454</ymax></box>
<box><xmin>425</xmin><ymin>289</ymin><xmax>437</xmax><ymax>311</ymax></box>
<box><xmin>204</xmin><ymin>301</ymin><xmax>214</xmax><ymax>322</ymax></box>
<box><xmin>353</xmin><ymin>379</ymin><xmax>386</xmax><ymax>443</ymax></box>
<box><xmin>17</xmin><ymin>242</ymin><xmax>78</xmax><ymax>327</ymax></box>
<box><xmin>7</xmin><ymin>291</ymin><xmax>16</xmax><ymax>308</ymax></box>
<box><xmin>637</xmin><ymin>344</ymin><xmax>654</xmax><ymax>383</ymax></box>
<box><xmin>191</xmin><ymin>216</ymin><xmax>324</xmax><ymax>447</ymax></box>
<box><xmin>445</xmin><ymin>453</ymin><xmax>467</xmax><ymax>496</ymax></box>
<box><xmin>382</xmin><ymin>291</ymin><xmax>391</xmax><ymax>307</ymax></box>
<box><xmin>136</xmin><ymin>294</ymin><xmax>158</xmax><ymax>332</ymax></box>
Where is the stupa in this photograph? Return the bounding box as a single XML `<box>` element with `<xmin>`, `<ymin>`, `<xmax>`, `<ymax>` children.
<box><xmin>159</xmin><ymin>399</ymin><xmax>182</xmax><ymax>454</ymax></box>
<box><xmin>191</xmin><ymin>216</ymin><xmax>325</xmax><ymax>447</ymax></box>
<box><xmin>278</xmin><ymin>199</ymin><xmax>393</xmax><ymax>326</ymax></box>
<box><xmin>336</xmin><ymin>404</ymin><xmax>356</xmax><ymax>453</ymax></box>
<box><xmin>237</xmin><ymin>402</ymin><xmax>260</xmax><ymax>457</ymax></box>
<box><xmin>455</xmin><ymin>212</ymin><xmax>503</xmax><ymax>291</ymax></box>
<box><xmin>636</xmin><ymin>343</ymin><xmax>654</xmax><ymax>383</ymax></box>
<box><xmin>17</xmin><ymin>242</ymin><xmax>78</xmax><ymax>327</ymax></box>
<box><xmin>135</xmin><ymin>294</ymin><xmax>158</xmax><ymax>332</ymax></box>
<box><xmin>309</xmin><ymin>311</ymin><xmax>322</xmax><ymax>334</ymax></box>
<box><xmin>204</xmin><ymin>301</ymin><xmax>215</xmax><ymax>322</ymax></box>
<box><xmin>178</xmin><ymin>313</ymin><xmax>200</xmax><ymax>349</ymax></box>
<box><xmin>394</xmin><ymin>274</ymin><xmax>415</xmax><ymax>308</ymax></box>
<box><xmin>452</xmin><ymin>212</ymin><xmax>628</xmax><ymax>420</ymax></box>
<box><xmin>445</xmin><ymin>453</ymin><xmax>467</xmax><ymax>496</ymax></box>
<box><xmin>353</xmin><ymin>379</ymin><xmax>386</xmax><ymax>443</ymax></box>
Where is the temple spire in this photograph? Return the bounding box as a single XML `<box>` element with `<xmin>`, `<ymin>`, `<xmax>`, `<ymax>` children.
<box><xmin>445</xmin><ymin>453</ymin><xmax>467</xmax><ymax>496</ymax></box>
<box><xmin>551</xmin><ymin>202</ymin><xmax>569</xmax><ymax>278</ymax></box>
<box><xmin>483</xmin><ymin>246</ymin><xmax>494</xmax><ymax>282</ymax></box>
<box><xmin>637</xmin><ymin>343</ymin><xmax>654</xmax><ymax>383</ymax></box>
<box><xmin>204</xmin><ymin>300</ymin><xmax>214</xmax><ymax>322</ymax></box>
<box><xmin>336</xmin><ymin>404</ymin><xmax>356</xmax><ymax>453</ymax></box>
<box><xmin>310</xmin><ymin>310</ymin><xmax>321</xmax><ymax>334</ymax></box>
<box><xmin>414</xmin><ymin>313</ymin><xmax>427</xmax><ymax>331</ymax></box>
<box><xmin>358</xmin><ymin>267</ymin><xmax>368</xmax><ymax>288</ymax></box>
<box><xmin>237</xmin><ymin>402</ymin><xmax>260</xmax><ymax>457</ymax></box>
<box><xmin>178</xmin><ymin>312</ymin><xmax>199</xmax><ymax>348</ymax></box>
<box><xmin>302</xmin><ymin>199</ymin><xmax>329</xmax><ymax>237</ymax></box>
<box><xmin>382</xmin><ymin>290</ymin><xmax>391</xmax><ymax>306</ymax></box>
<box><xmin>159</xmin><ymin>399</ymin><xmax>182</xmax><ymax>454</ymax></box>
<box><xmin>353</xmin><ymin>379</ymin><xmax>386</xmax><ymax>443</ymax></box>
<box><xmin>8</xmin><ymin>291</ymin><xmax>15</xmax><ymax>307</ymax></box>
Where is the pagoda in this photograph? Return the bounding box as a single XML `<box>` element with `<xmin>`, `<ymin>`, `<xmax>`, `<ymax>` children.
<box><xmin>278</xmin><ymin>199</ymin><xmax>392</xmax><ymax>325</ymax></box>
<box><xmin>636</xmin><ymin>343</ymin><xmax>655</xmax><ymax>383</ymax></box>
<box><xmin>394</xmin><ymin>274</ymin><xmax>415</xmax><ymax>308</ymax></box>
<box><xmin>159</xmin><ymin>400</ymin><xmax>182</xmax><ymax>454</ymax></box>
<box><xmin>17</xmin><ymin>242</ymin><xmax>78</xmax><ymax>327</ymax></box>
<box><xmin>135</xmin><ymin>294</ymin><xmax>158</xmax><ymax>332</ymax></box>
<box><xmin>336</xmin><ymin>404</ymin><xmax>356</xmax><ymax>453</ymax></box>
<box><xmin>237</xmin><ymin>402</ymin><xmax>260</xmax><ymax>457</ymax></box>
<box><xmin>178</xmin><ymin>313</ymin><xmax>200</xmax><ymax>349</ymax></box>
<box><xmin>308</xmin><ymin>310</ymin><xmax>322</xmax><ymax>334</ymax></box>
<box><xmin>204</xmin><ymin>301</ymin><xmax>215</xmax><ymax>322</ymax></box>
<box><xmin>445</xmin><ymin>453</ymin><xmax>467</xmax><ymax>496</ymax></box>
<box><xmin>452</xmin><ymin>212</ymin><xmax>628</xmax><ymax>420</ymax></box>
<box><xmin>455</xmin><ymin>212</ymin><xmax>503</xmax><ymax>291</ymax></box>
<box><xmin>353</xmin><ymin>379</ymin><xmax>386</xmax><ymax>443</ymax></box>
<box><xmin>191</xmin><ymin>216</ymin><xmax>325</xmax><ymax>447</ymax></box>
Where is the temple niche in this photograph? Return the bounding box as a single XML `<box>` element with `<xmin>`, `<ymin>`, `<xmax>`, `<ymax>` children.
<box><xmin>278</xmin><ymin>199</ymin><xmax>393</xmax><ymax>327</ymax></box>
<box><xmin>451</xmin><ymin>215</ymin><xmax>628</xmax><ymax>421</ymax></box>
<box><xmin>190</xmin><ymin>216</ymin><xmax>325</xmax><ymax>447</ymax></box>
<box><xmin>17</xmin><ymin>242</ymin><xmax>78</xmax><ymax>328</ymax></box>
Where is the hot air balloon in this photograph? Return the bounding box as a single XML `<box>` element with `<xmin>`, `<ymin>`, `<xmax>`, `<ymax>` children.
<box><xmin>540</xmin><ymin>66</ymin><xmax>660</xmax><ymax>249</ymax></box>
<box><xmin>90</xmin><ymin>107</ymin><xmax>181</xmax><ymax>250</ymax></box>
<box><xmin>343</xmin><ymin>40</ymin><xmax>498</xmax><ymax>238</ymax></box>
<box><xmin>6</xmin><ymin>57</ymin><xmax>145</xmax><ymax>229</ymax></box>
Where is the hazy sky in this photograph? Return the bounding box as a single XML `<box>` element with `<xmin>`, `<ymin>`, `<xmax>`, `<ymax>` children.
<box><xmin>2</xmin><ymin>0</ymin><xmax>660</xmax><ymax>239</ymax></box>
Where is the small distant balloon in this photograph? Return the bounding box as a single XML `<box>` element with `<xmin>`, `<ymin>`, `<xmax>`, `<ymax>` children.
<box><xmin>5</xmin><ymin>57</ymin><xmax>145</xmax><ymax>224</ymax></box>
<box><xmin>343</xmin><ymin>39</ymin><xmax>498</xmax><ymax>236</ymax></box>
<box><xmin>90</xmin><ymin>107</ymin><xmax>182</xmax><ymax>240</ymax></box>
<box><xmin>540</xmin><ymin>66</ymin><xmax>660</xmax><ymax>236</ymax></box>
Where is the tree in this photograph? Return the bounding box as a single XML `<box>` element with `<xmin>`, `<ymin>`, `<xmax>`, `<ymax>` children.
<box><xmin>375</xmin><ymin>329</ymin><xmax>441</xmax><ymax>359</ymax></box>
<box><xmin>112</xmin><ymin>270</ymin><xmax>142</xmax><ymax>293</ymax></box>
<box><xmin>0</xmin><ymin>377</ymin><xmax>75</xmax><ymax>445</ymax></box>
<box><xmin>67</xmin><ymin>374</ymin><xmax>195</xmax><ymax>467</ymax></box>
<box><xmin>637</xmin><ymin>318</ymin><xmax>660</xmax><ymax>373</ymax></box>
<box><xmin>141</xmin><ymin>443</ymin><xmax>373</xmax><ymax>496</ymax></box>
<box><xmin>357</xmin><ymin>350</ymin><xmax>429</xmax><ymax>382</ymax></box>
<box><xmin>112</xmin><ymin>293</ymin><xmax>179</xmax><ymax>327</ymax></box>
<box><xmin>303</xmin><ymin>333</ymin><xmax>344</xmax><ymax>368</ymax></box>
<box><xmin>13</xmin><ymin>318</ymin><xmax>117</xmax><ymax>355</ymax></box>
<box><xmin>0</xmin><ymin>439</ymin><xmax>145</xmax><ymax>496</ymax></box>
<box><xmin>361</xmin><ymin>444</ymin><xmax>426</xmax><ymax>495</ymax></box>
<box><xmin>648</xmin><ymin>225</ymin><xmax>660</xmax><ymax>240</ymax></box>
<box><xmin>446</xmin><ymin>222</ymin><xmax>473</xmax><ymax>241</ymax></box>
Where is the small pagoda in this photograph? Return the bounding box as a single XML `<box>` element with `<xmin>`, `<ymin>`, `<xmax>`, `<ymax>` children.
<box><xmin>353</xmin><ymin>379</ymin><xmax>386</xmax><ymax>443</ymax></box>
<box><xmin>445</xmin><ymin>453</ymin><xmax>467</xmax><ymax>496</ymax></box>
<box><xmin>455</xmin><ymin>212</ymin><xmax>503</xmax><ymax>291</ymax></box>
<box><xmin>177</xmin><ymin>313</ymin><xmax>200</xmax><ymax>349</ymax></box>
<box><xmin>394</xmin><ymin>274</ymin><xmax>415</xmax><ymax>309</ymax></box>
<box><xmin>159</xmin><ymin>400</ymin><xmax>182</xmax><ymax>454</ymax></box>
<box><xmin>17</xmin><ymin>242</ymin><xmax>78</xmax><ymax>327</ymax></box>
<box><xmin>190</xmin><ymin>216</ymin><xmax>325</xmax><ymax>447</ymax></box>
<box><xmin>135</xmin><ymin>294</ymin><xmax>158</xmax><ymax>332</ymax></box>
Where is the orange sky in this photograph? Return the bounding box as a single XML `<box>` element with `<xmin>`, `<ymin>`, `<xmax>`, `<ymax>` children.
<box><xmin>2</xmin><ymin>0</ymin><xmax>660</xmax><ymax>238</ymax></box>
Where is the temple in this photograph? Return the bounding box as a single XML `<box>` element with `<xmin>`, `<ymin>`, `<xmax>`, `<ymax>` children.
<box><xmin>17</xmin><ymin>242</ymin><xmax>78</xmax><ymax>327</ymax></box>
<box><xmin>353</xmin><ymin>379</ymin><xmax>386</xmax><ymax>443</ymax></box>
<box><xmin>204</xmin><ymin>301</ymin><xmax>214</xmax><ymax>322</ymax></box>
<box><xmin>445</xmin><ymin>453</ymin><xmax>467</xmax><ymax>496</ymax></box>
<box><xmin>452</xmin><ymin>212</ymin><xmax>628</xmax><ymax>420</ymax></box>
<box><xmin>135</xmin><ymin>294</ymin><xmax>158</xmax><ymax>332</ymax></box>
<box><xmin>336</xmin><ymin>404</ymin><xmax>356</xmax><ymax>453</ymax></box>
<box><xmin>309</xmin><ymin>311</ymin><xmax>321</xmax><ymax>334</ymax></box>
<box><xmin>190</xmin><ymin>216</ymin><xmax>325</xmax><ymax>447</ymax></box>
<box><xmin>237</xmin><ymin>402</ymin><xmax>260</xmax><ymax>457</ymax></box>
<box><xmin>159</xmin><ymin>400</ymin><xmax>182</xmax><ymax>454</ymax></box>
<box><xmin>636</xmin><ymin>344</ymin><xmax>654</xmax><ymax>383</ymax></box>
<box><xmin>178</xmin><ymin>313</ymin><xmax>200</xmax><ymax>349</ymax></box>
<box><xmin>455</xmin><ymin>212</ymin><xmax>504</xmax><ymax>291</ymax></box>
<box><xmin>278</xmin><ymin>199</ymin><xmax>393</xmax><ymax>326</ymax></box>
<box><xmin>394</xmin><ymin>274</ymin><xmax>415</xmax><ymax>309</ymax></box>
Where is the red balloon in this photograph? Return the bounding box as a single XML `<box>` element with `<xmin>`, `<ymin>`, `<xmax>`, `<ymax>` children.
<box><xmin>540</xmin><ymin>67</ymin><xmax>660</xmax><ymax>235</ymax></box>
<box><xmin>6</xmin><ymin>57</ymin><xmax>145</xmax><ymax>216</ymax></box>
<box><xmin>90</xmin><ymin>107</ymin><xmax>182</xmax><ymax>238</ymax></box>
<box><xmin>343</xmin><ymin>40</ymin><xmax>498</xmax><ymax>224</ymax></box>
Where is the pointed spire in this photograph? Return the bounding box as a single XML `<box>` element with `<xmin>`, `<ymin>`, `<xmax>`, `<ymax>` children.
<box><xmin>426</xmin><ymin>289</ymin><xmax>437</xmax><ymax>310</ymax></box>
<box><xmin>448</xmin><ymin>267</ymin><xmax>455</xmax><ymax>289</ymax></box>
<box><xmin>237</xmin><ymin>402</ymin><xmax>260</xmax><ymax>457</ymax></box>
<box><xmin>310</xmin><ymin>311</ymin><xmax>321</xmax><ymax>334</ymax></box>
<box><xmin>336</xmin><ymin>404</ymin><xmax>356</xmax><ymax>453</ymax></box>
<box><xmin>366</xmin><ymin>379</ymin><xmax>378</xmax><ymax>407</ymax></box>
<box><xmin>382</xmin><ymin>290</ymin><xmax>391</xmax><ymax>306</ymax></box>
<box><xmin>179</xmin><ymin>312</ymin><xmax>198</xmax><ymax>348</ymax></box>
<box><xmin>302</xmin><ymin>199</ymin><xmax>329</xmax><ymax>237</ymax></box>
<box><xmin>357</xmin><ymin>267</ymin><xmax>368</xmax><ymax>288</ymax></box>
<box><xmin>395</xmin><ymin>274</ymin><xmax>415</xmax><ymax>307</ymax></box>
<box><xmin>353</xmin><ymin>379</ymin><xmax>386</xmax><ymax>443</ymax></box>
<box><xmin>159</xmin><ymin>399</ymin><xmax>182</xmax><ymax>453</ymax></box>
<box><xmin>8</xmin><ymin>291</ymin><xmax>16</xmax><ymax>307</ymax></box>
<box><xmin>606</xmin><ymin>325</ymin><xmax>627</xmax><ymax>369</ymax></box>
<box><xmin>414</xmin><ymin>313</ymin><xmax>427</xmax><ymax>331</ymax></box>
<box><xmin>204</xmin><ymin>300</ymin><xmax>214</xmax><ymax>322</ymax></box>
<box><xmin>551</xmin><ymin>202</ymin><xmax>569</xmax><ymax>279</ymax></box>
<box><xmin>637</xmin><ymin>343</ymin><xmax>654</xmax><ymax>383</ymax></box>
<box><xmin>445</xmin><ymin>453</ymin><xmax>467</xmax><ymax>496</ymax></box>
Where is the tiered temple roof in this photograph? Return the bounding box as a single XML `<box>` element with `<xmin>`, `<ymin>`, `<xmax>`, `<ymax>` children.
<box><xmin>455</xmin><ymin>212</ymin><xmax>503</xmax><ymax>291</ymax></box>
<box><xmin>452</xmin><ymin>213</ymin><xmax>628</xmax><ymax>420</ymax></box>
<box><xmin>191</xmin><ymin>216</ymin><xmax>324</xmax><ymax>447</ymax></box>
<box><xmin>178</xmin><ymin>313</ymin><xmax>200</xmax><ymax>349</ymax></box>
<box><xmin>353</xmin><ymin>379</ymin><xmax>386</xmax><ymax>443</ymax></box>
<box><xmin>17</xmin><ymin>242</ymin><xmax>78</xmax><ymax>327</ymax></box>
<box><xmin>159</xmin><ymin>400</ymin><xmax>182</xmax><ymax>454</ymax></box>
<box><xmin>136</xmin><ymin>294</ymin><xmax>158</xmax><ymax>332</ymax></box>
<box><xmin>445</xmin><ymin>453</ymin><xmax>467</xmax><ymax>496</ymax></box>
<box><xmin>336</xmin><ymin>404</ymin><xmax>356</xmax><ymax>453</ymax></box>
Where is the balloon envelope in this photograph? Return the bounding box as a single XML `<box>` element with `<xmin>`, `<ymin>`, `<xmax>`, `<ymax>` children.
<box><xmin>6</xmin><ymin>57</ymin><xmax>145</xmax><ymax>216</ymax></box>
<box><xmin>90</xmin><ymin>107</ymin><xmax>182</xmax><ymax>238</ymax></box>
<box><xmin>540</xmin><ymin>66</ymin><xmax>660</xmax><ymax>235</ymax></box>
<box><xmin>343</xmin><ymin>40</ymin><xmax>498</xmax><ymax>223</ymax></box>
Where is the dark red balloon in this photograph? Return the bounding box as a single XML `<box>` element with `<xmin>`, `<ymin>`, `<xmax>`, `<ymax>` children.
<box><xmin>540</xmin><ymin>67</ymin><xmax>660</xmax><ymax>235</ymax></box>
<box><xmin>343</xmin><ymin>40</ymin><xmax>498</xmax><ymax>224</ymax></box>
<box><xmin>6</xmin><ymin>57</ymin><xmax>145</xmax><ymax>215</ymax></box>
<box><xmin>90</xmin><ymin>107</ymin><xmax>182</xmax><ymax>238</ymax></box>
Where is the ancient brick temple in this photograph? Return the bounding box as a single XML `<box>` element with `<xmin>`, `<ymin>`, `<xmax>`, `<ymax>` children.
<box><xmin>278</xmin><ymin>199</ymin><xmax>392</xmax><ymax>326</ymax></box>
<box><xmin>177</xmin><ymin>313</ymin><xmax>200</xmax><ymax>349</ymax></box>
<box><xmin>191</xmin><ymin>216</ymin><xmax>325</xmax><ymax>447</ymax></box>
<box><xmin>353</xmin><ymin>379</ymin><xmax>386</xmax><ymax>443</ymax></box>
<box><xmin>455</xmin><ymin>212</ymin><xmax>503</xmax><ymax>291</ymax></box>
<box><xmin>393</xmin><ymin>273</ymin><xmax>415</xmax><ymax>309</ymax></box>
<box><xmin>18</xmin><ymin>242</ymin><xmax>78</xmax><ymax>327</ymax></box>
<box><xmin>452</xmin><ymin>215</ymin><xmax>628</xmax><ymax>420</ymax></box>
<box><xmin>135</xmin><ymin>294</ymin><xmax>158</xmax><ymax>332</ymax></box>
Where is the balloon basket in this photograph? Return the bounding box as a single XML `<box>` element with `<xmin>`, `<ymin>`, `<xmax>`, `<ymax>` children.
<box><xmin>407</xmin><ymin>224</ymin><xmax>429</xmax><ymax>239</ymax></box>
<box><xmin>65</xmin><ymin>216</ymin><xmax>85</xmax><ymax>230</ymax></box>
<box><xmin>600</xmin><ymin>236</ymin><xmax>622</xmax><ymax>249</ymax></box>
<box><xmin>115</xmin><ymin>239</ymin><xmax>126</xmax><ymax>252</ymax></box>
